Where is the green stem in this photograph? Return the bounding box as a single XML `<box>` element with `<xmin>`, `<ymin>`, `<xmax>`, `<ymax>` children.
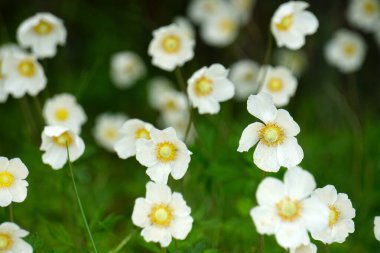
<box><xmin>8</xmin><ymin>204</ymin><xmax>13</xmax><ymax>222</ymax></box>
<box><xmin>108</xmin><ymin>231</ymin><xmax>134</xmax><ymax>253</ymax></box>
<box><xmin>161</xmin><ymin>247</ymin><xmax>166</xmax><ymax>253</ymax></box>
<box><xmin>66</xmin><ymin>145</ymin><xmax>98</xmax><ymax>253</ymax></box>
<box><xmin>175</xmin><ymin>67</ymin><xmax>187</xmax><ymax>92</ymax></box>
<box><xmin>263</xmin><ymin>28</ymin><xmax>273</xmax><ymax>66</ymax></box>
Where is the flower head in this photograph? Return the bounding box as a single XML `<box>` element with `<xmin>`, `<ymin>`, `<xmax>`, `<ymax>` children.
<box><xmin>374</xmin><ymin>216</ymin><xmax>380</xmax><ymax>241</ymax></box>
<box><xmin>187</xmin><ymin>0</ymin><xmax>227</xmax><ymax>24</ymax></box>
<box><xmin>347</xmin><ymin>0</ymin><xmax>380</xmax><ymax>32</ymax></box>
<box><xmin>271</xmin><ymin>1</ymin><xmax>318</xmax><ymax>50</ymax></box>
<box><xmin>148</xmin><ymin>77</ymin><xmax>175</xmax><ymax>110</ymax></box>
<box><xmin>238</xmin><ymin>92</ymin><xmax>303</xmax><ymax>172</ymax></box>
<box><xmin>290</xmin><ymin>243</ymin><xmax>317</xmax><ymax>253</ymax></box>
<box><xmin>132</xmin><ymin>182</ymin><xmax>193</xmax><ymax>247</ymax></box>
<box><xmin>0</xmin><ymin>222</ymin><xmax>32</xmax><ymax>253</ymax></box>
<box><xmin>229</xmin><ymin>59</ymin><xmax>260</xmax><ymax>101</ymax></box>
<box><xmin>17</xmin><ymin>12</ymin><xmax>67</xmax><ymax>58</ymax></box>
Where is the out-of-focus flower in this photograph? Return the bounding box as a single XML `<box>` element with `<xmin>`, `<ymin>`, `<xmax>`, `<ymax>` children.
<box><xmin>43</xmin><ymin>93</ymin><xmax>87</xmax><ymax>134</ymax></box>
<box><xmin>148</xmin><ymin>77</ymin><xmax>174</xmax><ymax>110</ymax></box>
<box><xmin>271</xmin><ymin>1</ymin><xmax>318</xmax><ymax>50</ymax></box>
<box><xmin>0</xmin><ymin>157</ymin><xmax>29</xmax><ymax>207</ymax></box>
<box><xmin>187</xmin><ymin>64</ymin><xmax>234</xmax><ymax>114</ymax></box>
<box><xmin>0</xmin><ymin>222</ymin><xmax>32</xmax><ymax>253</ymax></box>
<box><xmin>238</xmin><ymin>92</ymin><xmax>303</xmax><ymax>172</ymax></box>
<box><xmin>136</xmin><ymin>127</ymin><xmax>191</xmax><ymax>184</ymax></box>
<box><xmin>110</xmin><ymin>51</ymin><xmax>146</xmax><ymax>89</ymax></box>
<box><xmin>132</xmin><ymin>181</ymin><xmax>193</xmax><ymax>247</ymax></box>
<box><xmin>187</xmin><ymin>0</ymin><xmax>227</xmax><ymax>24</ymax></box>
<box><xmin>114</xmin><ymin>119</ymin><xmax>155</xmax><ymax>160</ymax></box>
<box><xmin>0</xmin><ymin>44</ymin><xmax>25</xmax><ymax>103</ymax></box>
<box><xmin>174</xmin><ymin>16</ymin><xmax>195</xmax><ymax>39</ymax></box>
<box><xmin>230</xmin><ymin>0</ymin><xmax>256</xmax><ymax>24</ymax></box>
<box><xmin>325</xmin><ymin>29</ymin><xmax>367</xmax><ymax>73</ymax></box>
<box><xmin>2</xmin><ymin>52</ymin><xmax>46</xmax><ymax>98</ymax></box>
<box><xmin>347</xmin><ymin>0</ymin><xmax>380</xmax><ymax>32</ymax></box>
<box><xmin>159</xmin><ymin>90</ymin><xmax>188</xmax><ymax>124</ymax></box>
<box><xmin>200</xmin><ymin>8</ymin><xmax>240</xmax><ymax>47</ymax></box>
<box><xmin>17</xmin><ymin>12</ymin><xmax>66</xmax><ymax>58</ymax></box>
<box><xmin>148</xmin><ymin>24</ymin><xmax>195</xmax><ymax>71</ymax></box>
<box><xmin>250</xmin><ymin>167</ymin><xmax>329</xmax><ymax>249</ymax></box>
<box><xmin>259</xmin><ymin>65</ymin><xmax>298</xmax><ymax>107</ymax></box>
<box><xmin>274</xmin><ymin>48</ymin><xmax>307</xmax><ymax>77</ymax></box>
<box><xmin>93</xmin><ymin>113</ymin><xmax>128</xmax><ymax>152</ymax></box>
<box><xmin>310</xmin><ymin>185</ymin><xmax>356</xmax><ymax>244</ymax></box>
<box><xmin>290</xmin><ymin>243</ymin><xmax>317</xmax><ymax>253</ymax></box>
<box><xmin>374</xmin><ymin>216</ymin><xmax>380</xmax><ymax>241</ymax></box>
<box><xmin>40</xmin><ymin>126</ymin><xmax>85</xmax><ymax>170</ymax></box>
<box><xmin>229</xmin><ymin>59</ymin><xmax>260</xmax><ymax>101</ymax></box>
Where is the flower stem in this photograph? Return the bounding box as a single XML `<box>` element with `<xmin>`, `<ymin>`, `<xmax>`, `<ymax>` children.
<box><xmin>161</xmin><ymin>247</ymin><xmax>166</xmax><ymax>253</ymax></box>
<box><xmin>66</xmin><ymin>145</ymin><xmax>98</xmax><ymax>253</ymax></box>
<box><xmin>8</xmin><ymin>204</ymin><xmax>13</xmax><ymax>222</ymax></box>
<box><xmin>108</xmin><ymin>231</ymin><xmax>134</xmax><ymax>253</ymax></box>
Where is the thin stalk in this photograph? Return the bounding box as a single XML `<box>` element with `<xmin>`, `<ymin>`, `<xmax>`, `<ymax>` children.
<box><xmin>108</xmin><ymin>231</ymin><xmax>134</xmax><ymax>253</ymax></box>
<box><xmin>324</xmin><ymin>244</ymin><xmax>330</xmax><ymax>253</ymax></box>
<box><xmin>66</xmin><ymin>145</ymin><xmax>98</xmax><ymax>253</ymax></box>
<box><xmin>161</xmin><ymin>247</ymin><xmax>166</xmax><ymax>253</ymax></box>
<box><xmin>184</xmin><ymin>108</ymin><xmax>194</xmax><ymax>143</ymax></box>
<box><xmin>175</xmin><ymin>67</ymin><xmax>187</xmax><ymax>92</ymax></box>
<box><xmin>8</xmin><ymin>204</ymin><xmax>13</xmax><ymax>222</ymax></box>
<box><xmin>263</xmin><ymin>28</ymin><xmax>273</xmax><ymax>66</ymax></box>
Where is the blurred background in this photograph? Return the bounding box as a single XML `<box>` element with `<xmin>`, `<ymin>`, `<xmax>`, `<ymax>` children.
<box><xmin>0</xmin><ymin>0</ymin><xmax>380</xmax><ymax>252</ymax></box>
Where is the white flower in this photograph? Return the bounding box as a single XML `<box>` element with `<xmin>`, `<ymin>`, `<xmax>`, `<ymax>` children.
<box><xmin>271</xmin><ymin>1</ymin><xmax>318</xmax><ymax>50</ymax></box>
<box><xmin>229</xmin><ymin>60</ymin><xmax>260</xmax><ymax>101</ymax></box>
<box><xmin>17</xmin><ymin>12</ymin><xmax>67</xmax><ymax>58</ymax></box>
<box><xmin>0</xmin><ymin>157</ymin><xmax>29</xmax><ymax>207</ymax></box>
<box><xmin>187</xmin><ymin>0</ymin><xmax>227</xmax><ymax>24</ymax></box>
<box><xmin>174</xmin><ymin>16</ymin><xmax>195</xmax><ymax>39</ymax></box>
<box><xmin>136</xmin><ymin>127</ymin><xmax>191</xmax><ymax>184</ymax></box>
<box><xmin>114</xmin><ymin>119</ymin><xmax>155</xmax><ymax>160</ymax></box>
<box><xmin>231</xmin><ymin>0</ymin><xmax>257</xmax><ymax>24</ymax></box>
<box><xmin>250</xmin><ymin>167</ymin><xmax>329</xmax><ymax>249</ymax></box>
<box><xmin>43</xmin><ymin>93</ymin><xmax>87</xmax><ymax>134</ymax></box>
<box><xmin>238</xmin><ymin>92</ymin><xmax>303</xmax><ymax>172</ymax></box>
<box><xmin>2</xmin><ymin>52</ymin><xmax>46</xmax><ymax>98</ymax></box>
<box><xmin>259</xmin><ymin>65</ymin><xmax>298</xmax><ymax>107</ymax></box>
<box><xmin>290</xmin><ymin>243</ymin><xmax>317</xmax><ymax>253</ymax></box>
<box><xmin>40</xmin><ymin>126</ymin><xmax>85</xmax><ymax>170</ymax></box>
<box><xmin>132</xmin><ymin>181</ymin><xmax>193</xmax><ymax>247</ymax></box>
<box><xmin>93</xmin><ymin>113</ymin><xmax>128</xmax><ymax>152</ymax></box>
<box><xmin>110</xmin><ymin>51</ymin><xmax>146</xmax><ymax>89</ymax></box>
<box><xmin>148</xmin><ymin>77</ymin><xmax>175</xmax><ymax>110</ymax></box>
<box><xmin>347</xmin><ymin>0</ymin><xmax>380</xmax><ymax>32</ymax></box>
<box><xmin>0</xmin><ymin>44</ymin><xmax>25</xmax><ymax>103</ymax></box>
<box><xmin>187</xmin><ymin>64</ymin><xmax>235</xmax><ymax>114</ymax></box>
<box><xmin>148</xmin><ymin>24</ymin><xmax>195</xmax><ymax>71</ymax></box>
<box><xmin>159</xmin><ymin>90</ymin><xmax>188</xmax><ymax>124</ymax></box>
<box><xmin>325</xmin><ymin>29</ymin><xmax>367</xmax><ymax>73</ymax></box>
<box><xmin>374</xmin><ymin>216</ymin><xmax>380</xmax><ymax>241</ymax></box>
<box><xmin>274</xmin><ymin>48</ymin><xmax>307</xmax><ymax>77</ymax></box>
<box><xmin>310</xmin><ymin>185</ymin><xmax>356</xmax><ymax>244</ymax></box>
<box><xmin>200</xmin><ymin>9</ymin><xmax>239</xmax><ymax>47</ymax></box>
<box><xmin>0</xmin><ymin>222</ymin><xmax>32</xmax><ymax>253</ymax></box>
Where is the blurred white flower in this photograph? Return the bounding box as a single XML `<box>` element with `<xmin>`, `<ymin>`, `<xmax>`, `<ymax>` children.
<box><xmin>187</xmin><ymin>64</ymin><xmax>234</xmax><ymax>114</ymax></box>
<box><xmin>114</xmin><ymin>119</ymin><xmax>155</xmax><ymax>160</ymax></box>
<box><xmin>290</xmin><ymin>243</ymin><xmax>317</xmax><ymax>253</ymax></box>
<box><xmin>174</xmin><ymin>16</ymin><xmax>195</xmax><ymax>39</ymax></box>
<box><xmin>347</xmin><ymin>0</ymin><xmax>380</xmax><ymax>32</ymax></box>
<box><xmin>271</xmin><ymin>1</ymin><xmax>318</xmax><ymax>50</ymax></box>
<box><xmin>187</xmin><ymin>0</ymin><xmax>227</xmax><ymax>24</ymax></box>
<box><xmin>148</xmin><ymin>76</ymin><xmax>175</xmax><ymax>110</ymax></box>
<box><xmin>230</xmin><ymin>0</ymin><xmax>256</xmax><ymax>24</ymax></box>
<box><xmin>136</xmin><ymin>127</ymin><xmax>191</xmax><ymax>184</ymax></box>
<box><xmin>238</xmin><ymin>92</ymin><xmax>303</xmax><ymax>172</ymax></box>
<box><xmin>0</xmin><ymin>222</ymin><xmax>32</xmax><ymax>253</ymax></box>
<box><xmin>93</xmin><ymin>113</ymin><xmax>128</xmax><ymax>152</ymax></box>
<box><xmin>17</xmin><ymin>12</ymin><xmax>67</xmax><ymax>58</ymax></box>
<box><xmin>374</xmin><ymin>216</ymin><xmax>380</xmax><ymax>241</ymax></box>
<box><xmin>274</xmin><ymin>48</ymin><xmax>307</xmax><ymax>77</ymax></box>
<box><xmin>159</xmin><ymin>90</ymin><xmax>188</xmax><ymax>124</ymax></box>
<box><xmin>43</xmin><ymin>93</ymin><xmax>87</xmax><ymax>134</ymax></box>
<box><xmin>325</xmin><ymin>29</ymin><xmax>367</xmax><ymax>73</ymax></box>
<box><xmin>148</xmin><ymin>24</ymin><xmax>195</xmax><ymax>71</ymax></box>
<box><xmin>200</xmin><ymin>9</ymin><xmax>239</xmax><ymax>47</ymax></box>
<box><xmin>40</xmin><ymin>126</ymin><xmax>85</xmax><ymax>170</ymax></box>
<box><xmin>2</xmin><ymin>52</ymin><xmax>46</xmax><ymax>98</ymax></box>
<box><xmin>110</xmin><ymin>51</ymin><xmax>146</xmax><ymax>89</ymax></box>
<box><xmin>161</xmin><ymin>114</ymin><xmax>196</xmax><ymax>143</ymax></box>
<box><xmin>310</xmin><ymin>185</ymin><xmax>356</xmax><ymax>244</ymax></box>
<box><xmin>259</xmin><ymin>65</ymin><xmax>298</xmax><ymax>107</ymax></box>
<box><xmin>132</xmin><ymin>181</ymin><xmax>193</xmax><ymax>247</ymax></box>
<box><xmin>229</xmin><ymin>60</ymin><xmax>260</xmax><ymax>101</ymax></box>
<box><xmin>250</xmin><ymin>167</ymin><xmax>329</xmax><ymax>249</ymax></box>
<box><xmin>0</xmin><ymin>157</ymin><xmax>29</xmax><ymax>207</ymax></box>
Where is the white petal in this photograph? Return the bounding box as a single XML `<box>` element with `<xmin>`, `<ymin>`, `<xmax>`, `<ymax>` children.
<box><xmin>169</xmin><ymin>216</ymin><xmax>193</xmax><ymax>240</ymax></box>
<box><xmin>10</xmin><ymin>239</ymin><xmax>33</xmax><ymax>253</ymax></box>
<box><xmin>141</xmin><ymin>226</ymin><xmax>172</xmax><ymax>247</ymax></box>
<box><xmin>169</xmin><ymin>192</ymin><xmax>191</xmax><ymax>217</ymax></box>
<box><xmin>277</xmin><ymin>137</ymin><xmax>304</xmax><ymax>168</ymax></box>
<box><xmin>247</xmin><ymin>93</ymin><xmax>277</xmax><ymax>123</ymax></box>
<box><xmin>237</xmin><ymin>122</ymin><xmax>263</xmax><ymax>152</ymax></box>
<box><xmin>334</xmin><ymin>193</ymin><xmax>355</xmax><ymax>220</ymax></box>
<box><xmin>312</xmin><ymin>185</ymin><xmax>338</xmax><ymax>205</ymax></box>
<box><xmin>212</xmin><ymin>79</ymin><xmax>235</xmax><ymax>101</ymax></box>
<box><xmin>114</xmin><ymin>136</ymin><xmax>136</xmax><ymax>159</ymax></box>
<box><xmin>7</xmin><ymin>158</ymin><xmax>28</xmax><ymax>179</ymax></box>
<box><xmin>274</xmin><ymin>109</ymin><xmax>300</xmax><ymax>136</ymax></box>
<box><xmin>136</xmin><ymin>139</ymin><xmax>157</xmax><ymax>167</ymax></box>
<box><xmin>0</xmin><ymin>189</ymin><xmax>12</xmax><ymax>207</ymax></box>
<box><xmin>9</xmin><ymin>180</ymin><xmax>28</xmax><ymax>203</ymax></box>
<box><xmin>42</xmin><ymin>147</ymin><xmax>67</xmax><ymax>170</ymax></box>
<box><xmin>146</xmin><ymin>164</ymin><xmax>172</xmax><ymax>184</ymax></box>
<box><xmin>275</xmin><ymin>222</ymin><xmax>310</xmax><ymax>249</ymax></box>
<box><xmin>132</xmin><ymin>198</ymin><xmax>152</xmax><ymax>227</ymax></box>
<box><xmin>294</xmin><ymin>11</ymin><xmax>319</xmax><ymax>35</ymax></box>
<box><xmin>0</xmin><ymin>157</ymin><xmax>9</xmax><ymax>171</ymax></box>
<box><xmin>284</xmin><ymin>167</ymin><xmax>315</xmax><ymax>199</ymax></box>
<box><xmin>253</xmin><ymin>142</ymin><xmax>280</xmax><ymax>172</ymax></box>
<box><xmin>250</xmin><ymin>206</ymin><xmax>278</xmax><ymax>234</ymax></box>
<box><xmin>146</xmin><ymin>181</ymin><xmax>172</xmax><ymax>204</ymax></box>
<box><xmin>302</xmin><ymin>197</ymin><xmax>329</xmax><ymax>233</ymax></box>
<box><xmin>256</xmin><ymin>177</ymin><xmax>285</xmax><ymax>206</ymax></box>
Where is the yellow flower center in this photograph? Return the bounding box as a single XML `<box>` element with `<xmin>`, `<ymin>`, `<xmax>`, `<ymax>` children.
<box><xmin>165</xmin><ymin>99</ymin><xmax>177</xmax><ymax>110</ymax></box>
<box><xmin>258</xmin><ymin>123</ymin><xmax>285</xmax><ymax>147</ymax></box>
<box><xmin>276</xmin><ymin>14</ymin><xmax>293</xmax><ymax>31</ymax></box>
<box><xmin>17</xmin><ymin>59</ymin><xmax>35</xmax><ymax>78</ymax></box>
<box><xmin>267</xmin><ymin>78</ymin><xmax>284</xmax><ymax>92</ymax></box>
<box><xmin>328</xmin><ymin>205</ymin><xmax>340</xmax><ymax>227</ymax></box>
<box><xmin>105</xmin><ymin>128</ymin><xmax>117</xmax><ymax>140</ymax></box>
<box><xmin>55</xmin><ymin>108</ymin><xmax>69</xmax><ymax>121</ymax></box>
<box><xmin>0</xmin><ymin>172</ymin><xmax>14</xmax><ymax>188</ymax></box>
<box><xmin>161</xmin><ymin>35</ymin><xmax>181</xmax><ymax>54</ymax></box>
<box><xmin>156</xmin><ymin>142</ymin><xmax>177</xmax><ymax>162</ymax></box>
<box><xmin>0</xmin><ymin>233</ymin><xmax>12</xmax><ymax>250</ymax></box>
<box><xmin>123</xmin><ymin>63</ymin><xmax>135</xmax><ymax>74</ymax></box>
<box><xmin>194</xmin><ymin>76</ymin><xmax>213</xmax><ymax>96</ymax></box>
<box><xmin>33</xmin><ymin>19</ymin><xmax>53</xmax><ymax>35</ymax></box>
<box><xmin>52</xmin><ymin>131</ymin><xmax>74</xmax><ymax>147</ymax></box>
<box><xmin>244</xmin><ymin>72</ymin><xmax>255</xmax><ymax>81</ymax></box>
<box><xmin>219</xmin><ymin>19</ymin><xmax>234</xmax><ymax>32</ymax></box>
<box><xmin>276</xmin><ymin>197</ymin><xmax>302</xmax><ymax>222</ymax></box>
<box><xmin>150</xmin><ymin>204</ymin><xmax>173</xmax><ymax>227</ymax></box>
<box><xmin>343</xmin><ymin>42</ymin><xmax>357</xmax><ymax>57</ymax></box>
<box><xmin>363</xmin><ymin>0</ymin><xmax>378</xmax><ymax>15</ymax></box>
<box><xmin>135</xmin><ymin>128</ymin><xmax>151</xmax><ymax>140</ymax></box>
